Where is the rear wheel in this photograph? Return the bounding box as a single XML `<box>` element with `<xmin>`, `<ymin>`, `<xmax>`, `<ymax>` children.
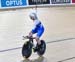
<box><xmin>37</xmin><ymin>40</ymin><xmax>46</xmax><ymax>56</ymax></box>
<box><xmin>22</xmin><ymin>41</ymin><xmax>32</xmax><ymax>58</ymax></box>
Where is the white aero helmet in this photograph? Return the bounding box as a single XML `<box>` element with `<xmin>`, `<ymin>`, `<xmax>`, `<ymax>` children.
<box><xmin>29</xmin><ymin>11</ymin><xmax>38</xmax><ymax>20</ymax></box>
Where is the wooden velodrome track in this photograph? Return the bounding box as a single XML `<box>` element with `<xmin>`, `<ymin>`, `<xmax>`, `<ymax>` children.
<box><xmin>0</xmin><ymin>6</ymin><xmax>75</xmax><ymax>62</ymax></box>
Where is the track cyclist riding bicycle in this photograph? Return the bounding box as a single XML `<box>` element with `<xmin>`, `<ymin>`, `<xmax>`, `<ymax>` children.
<box><xmin>28</xmin><ymin>12</ymin><xmax>45</xmax><ymax>52</ymax></box>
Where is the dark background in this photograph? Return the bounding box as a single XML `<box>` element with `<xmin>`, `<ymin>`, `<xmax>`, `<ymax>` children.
<box><xmin>51</xmin><ymin>0</ymin><xmax>71</xmax><ymax>4</ymax></box>
<box><xmin>28</xmin><ymin>0</ymin><xmax>50</xmax><ymax>5</ymax></box>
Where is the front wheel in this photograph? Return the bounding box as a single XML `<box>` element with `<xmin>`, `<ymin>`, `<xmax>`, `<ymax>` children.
<box><xmin>37</xmin><ymin>40</ymin><xmax>46</xmax><ymax>56</ymax></box>
<box><xmin>22</xmin><ymin>41</ymin><xmax>32</xmax><ymax>58</ymax></box>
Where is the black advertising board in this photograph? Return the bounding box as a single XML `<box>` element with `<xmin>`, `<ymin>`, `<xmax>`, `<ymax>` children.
<box><xmin>28</xmin><ymin>0</ymin><xmax>50</xmax><ymax>5</ymax></box>
<box><xmin>51</xmin><ymin>0</ymin><xmax>71</xmax><ymax>4</ymax></box>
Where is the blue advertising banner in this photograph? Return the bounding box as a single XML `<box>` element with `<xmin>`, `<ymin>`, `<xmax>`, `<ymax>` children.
<box><xmin>1</xmin><ymin>0</ymin><xmax>27</xmax><ymax>7</ymax></box>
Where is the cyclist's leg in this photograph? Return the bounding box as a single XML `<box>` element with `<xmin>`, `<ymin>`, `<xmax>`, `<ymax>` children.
<box><xmin>35</xmin><ymin>27</ymin><xmax>44</xmax><ymax>45</ymax></box>
<box><xmin>33</xmin><ymin>27</ymin><xmax>44</xmax><ymax>52</ymax></box>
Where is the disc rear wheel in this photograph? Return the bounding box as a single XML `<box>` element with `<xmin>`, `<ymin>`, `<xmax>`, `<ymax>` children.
<box><xmin>37</xmin><ymin>40</ymin><xmax>46</xmax><ymax>56</ymax></box>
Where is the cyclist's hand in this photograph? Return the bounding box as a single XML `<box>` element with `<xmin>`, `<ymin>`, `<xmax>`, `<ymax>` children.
<box><xmin>22</xmin><ymin>35</ymin><xmax>31</xmax><ymax>40</ymax></box>
<box><xmin>22</xmin><ymin>36</ymin><xmax>28</xmax><ymax>40</ymax></box>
